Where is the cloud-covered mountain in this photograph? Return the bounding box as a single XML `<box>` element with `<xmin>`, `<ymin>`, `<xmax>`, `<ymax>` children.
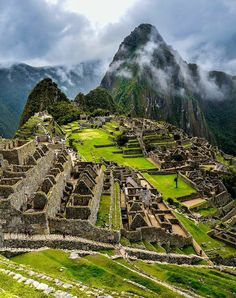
<box><xmin>0</xmin><ymin>60</ymin><xmax>104</xmax><ymax>137</ymax></box>
<box><xmin>101</xmin><ymin>24</ymin><xmax>236</xmax><ymax>154</ymax></box>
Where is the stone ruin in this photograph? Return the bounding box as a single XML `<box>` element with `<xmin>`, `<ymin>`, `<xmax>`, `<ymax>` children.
<box><xmin>0</xmin><ymin>129</ymin><xmax>234</xmax><ymax>255</ymax></box>
<box><xmin>184</xmin><ymin>169</ymin><xmax>236</xmax><ymax>221</ymax></box>
<box><xmin>0</xmin><ymin>138</ymin><xmax>120</xmax><ymax>248</ymax></box>
<box><xmin>113</xmin><ymin>166</ymin><xmax>192</xmax><ymax>247</ymax></box>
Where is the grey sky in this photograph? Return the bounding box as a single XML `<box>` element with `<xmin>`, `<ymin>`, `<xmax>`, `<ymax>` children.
<box><xmin>0</xmin><ymin>0</ymin><xmax>236</xmax><ymax>74</ymax></box>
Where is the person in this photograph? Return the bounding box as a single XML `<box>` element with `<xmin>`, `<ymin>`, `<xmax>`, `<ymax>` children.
<box><xmin>174</xmin><ymin>177</ymin><xmax>178</xmax><ymax>188</ymax></box>
<box><xmin>174</xmin><ymin>171</ymin><xmax>179</xmax><ymax>188</ymax></box>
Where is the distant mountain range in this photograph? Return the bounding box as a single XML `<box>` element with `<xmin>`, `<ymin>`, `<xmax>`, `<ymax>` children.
<box><xmin>101</xmin><ymin>24</ymin><xmax>236</xmax><ymax>154</ymax></box>
<box><xmin>0</xmin><ymin>61</ymin><xmax>104</xmax><ymax>137</ymax></box>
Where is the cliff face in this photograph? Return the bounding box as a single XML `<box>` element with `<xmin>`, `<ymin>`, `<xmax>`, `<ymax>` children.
<box><xmin>101</xmin><ymin>24</ymin><xmax>236</xmax><ymax>153</ymax></box>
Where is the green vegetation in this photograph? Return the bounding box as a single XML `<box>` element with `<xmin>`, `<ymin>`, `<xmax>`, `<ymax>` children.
<box><xmin>216</xmin><ymin>153</ymin><xmax>230</xmax><ymax>166</ymax></box>
<box><xmin>48</xmin><ymin>101</ymin><xmax>81</xmax><ymax>125</ymax></box>
<box><xmin>173</xmin><ymin>211</ymin><xmax>236</xmax><ymax>257</ymax></box>
<box><xmin>75</xmin><ymin>87</ymin><xmax>116</xmax><ymax>113</ymax></box>
<box><xmin>143</xmin><ymin>173</ymin><xmax>197</xmax><ymax>200</ymax></box>
<box><xmin>0</xmin><ymin>270</ymin><xmax>50</xmax><ymax>298</ymax></box>
<box><xmin>130</xmin><ymin>259</ymin><xmax>236</xmax><ymax>298</ymax></box>
<box><xmin>112</xmin><ymin>182</ymin><xmax>122</xmax><ymax>230</ymax></box>
<box><xmin>12</xmin><ymin>249</ymin><xmax>181</xmax><ymax>297</ymax></box>
<box><xmin>10</xmin><ymin>248</ymin><xmax>236</xmax><ymax>297</ymax></box>
<box><xmin>96</xmin><ymin>194</ymin><xmax>111</xmax><ymax>228</ymax></box>
<box><xmin>198</xmin><ymin>207</ymin><xmax>218</xmax><ymax>217</ymax></box>
<box><xmin>20</xmin><ymin>78</ymin><xmax>69</xmax><ymax>126</ymax></box>
<box><xmin>66</xmin><ymin>125</ymin><xmax>154</xmax><ymax>169</ymax></box>
<box><xmin>15</xmin><ymin>114</ymin><xmax>64</xmax><ymax>140</ymax></box>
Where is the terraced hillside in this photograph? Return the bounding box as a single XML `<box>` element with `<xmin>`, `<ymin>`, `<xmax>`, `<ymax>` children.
<box><xmin>63</xmin><ymin>120</ymin><xmax>155</xmax><ymax>169</ymax></box>
<box><xmin>0</xmin><ymin>249</ymin><xmax>233</xmax><ymax>298</ymax></box>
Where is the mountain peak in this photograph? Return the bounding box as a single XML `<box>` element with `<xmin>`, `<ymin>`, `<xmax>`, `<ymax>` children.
<box><xmin>19</xmin><ymin>78</ymin><xmax>68</xmax><ymax>126</ymax></box>
<box><xmin>136</xmin><ymin>23</ymin><xmax>164</xmax><ymax>42</ymax></box>
<box><xmin>117</xmin><ymin>23</ymin><xmax>164</xmax><ymax>56</ymax></box>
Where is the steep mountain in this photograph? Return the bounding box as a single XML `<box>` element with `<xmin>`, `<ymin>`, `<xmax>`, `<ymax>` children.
<box><xmin>101</xmin><ymin>24</ymin><xmax>236</xmax><ymax>154</ymax></box>
<box><xmin>0</xmin><ymin>60</ymin><xmax>103</xmax><ymax>137</ymax></box>
<box><xmin>20</xmin><ymin>78</ymin><xmax>80</xmax><ymax>127</ymax></box>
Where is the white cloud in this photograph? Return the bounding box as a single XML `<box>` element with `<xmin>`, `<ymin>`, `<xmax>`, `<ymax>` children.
<box><xmin>63</xmin><ymin>0</ymin><xmax>138</xmax><ymax>27</ymax></box>
<box><xmin>1</xmin><ymin>0</ymin><xmax>236</xmax><ymax>76</ymax></box>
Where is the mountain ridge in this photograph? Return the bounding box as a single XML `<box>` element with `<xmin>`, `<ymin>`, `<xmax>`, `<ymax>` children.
<box><xmin>101</xmin><ymin>23</ymin><xmax>236</xmax><ymax>154</ymax></box>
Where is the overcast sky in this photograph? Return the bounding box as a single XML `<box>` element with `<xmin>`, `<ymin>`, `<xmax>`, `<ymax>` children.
<box><xmin>1</xmin><ymin>0</ymin><xmax>236</xmax><ymax>74</ymax></box>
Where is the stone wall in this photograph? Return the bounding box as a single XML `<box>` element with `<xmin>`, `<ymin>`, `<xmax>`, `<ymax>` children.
<box><xmin>0</xmin><ymin>140</ymin><xmax>36</xmax><ymax>165</ymax></box>
<box><xmin>3</xmin><ymin>236</ymin><xmax>114</xmax><ymax>251</ymax></box>
<box><xmin>124</xmin><ymin>247</ymin><xmax>203</xmax><ymax>265</ymax></box>
<box><xmin>179</xmin><ymin>172</ymin><xmax>198</xmax><ymax>190</ymax></box>
<box><xmin>88</xmin><ymin>169</ymin><xmax>104</xmax><ymax>225</ymax></box>
<box><xmin>49</xmin><ymin>218</ymin><xmax>120</xmax><ymax>244</ymax></box>
<box><xmin>210</xmin><ymin>191</ymin><xmax>231</xmax><ymax>208</ymax></box>
<box><xmin>8</xmin><ymin>149</ymin><xmax>55</xmax><ymax>210</ymax></box>
<box><xmin>176</xmin><ymin>192</ymin><xmax>200</xmax><ymax>203</ymax></box>
<box><xmin>121</xmin><ymin>226</ymin><xmax>192</xmax><ymax>247</ymax></box>
<box><xmin>46</xmin><ymin>156</ymin><xmax>72</xmax><ymax>217</ymax></box>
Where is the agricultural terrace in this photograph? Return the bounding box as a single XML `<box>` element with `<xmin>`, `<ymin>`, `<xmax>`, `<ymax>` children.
<box><xmin>174</xmin><ymin>211</ymin><xmax>236</xmax><ymax>258</ymax></box>
<box><xmin>12</xmin><ymin>250</ymin><xmax>181</xmax><ymax>298</ymax></box>
<box><xmin>116</xmin><ymin>258</ymin><xmax>236</xmax><ymax>298</ymax></box>
<box><xmin>63</xmin><ymin>122</ymin><xmax>155</xmax><ymax>170</ymax></box>
<box><xmin>143</xmin><ymin>173</ymin><xmax>197</xmax><ymax>200</ymax></box>
<box><xmin>12</xmin><ymin>249</ymin><xmax>236</xmax><ymax>298</ymax></box>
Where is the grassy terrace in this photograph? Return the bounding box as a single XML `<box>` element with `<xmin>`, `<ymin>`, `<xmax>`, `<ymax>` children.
<box><xmin>173</xmin><ymin>211</ymin><xmax>236</xmax><ymax>257</ymax></box>
<box><xmin>112</xmin><ymin>182</ymin><xmax>122</xmax><ymax>230</ymax></box>
<box><xmin>8</xmin><ymin>249</ymin><xmax>236</xmax><ymax>298</ymax></box>
<box><xmin>143</xmin><ymin>173</ymin><xmax>197</xmax><ymax>200</ymax></box>
<box><xmin>64</xmin><ymin>123</ymin><xmax>155</xmax><ymax>169</ymax></box>
<box><xmin>96</xmin><ymin>194</ymin><xmax>111</xmax><ymax>228</ymax></box>
<box><xmin>197</xmin><ymin>207</ymin><xmax>218</xmax><ymax>217</ymax></box>
<box><xmin>12</xmin><ymin>250</ymin><xmax>181</xmax><ymax>298</ymax></box>
<box><xmin>0</xmin><ymin>270</ymin><xmax>50</xmax><ymax>298</ymax></box>
<box><xmin>121</xmin><ymin>238</ymin><xmax>196</xmax><ymax>255</ymax></box>
<box><xmin>117</xmin><ymin>258</ymin><xmax>236</xmax><ymax>298</ymax></box>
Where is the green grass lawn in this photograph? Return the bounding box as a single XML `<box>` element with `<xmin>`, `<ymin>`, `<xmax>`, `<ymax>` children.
<box><xmin>143</xmin><ymin>173</ymin><xmax>197</xmax><ymax>200</ymax></box>
<box><xmin>112</xmin><ymin>182</ymin><xmax>122</xmax><ymax>230</ymax></box>
<box><xmin>173</xmin><ymin>211</ymin><xmax>236</xmax><ymax>257</ymax></box>
<box><xmin>12</xmin><ymin>249</ymin><xmax>181</xmax><ymax>298</ymax></box>
<box><xmin>66</xmin><ymin>126</ymin><xmax>154</xmax><ymax>169</ymax></box>
<box><xmin>197</xmin><ymin>207</ymin><xmax>218</xmax><ymax>217</ymax></box>
<box><xmin>96</xmin><ymin>194</ymin><xmax>111</xmax><ymax>228</ymax></box>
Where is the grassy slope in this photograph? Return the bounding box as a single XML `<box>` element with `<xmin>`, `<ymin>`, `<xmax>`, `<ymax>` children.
<box><xmin>11</xmin><ymin>249</ymin><xmax>236</xmax><ymax>298</ymax></box>
<box><xmin>119</xmin><ymin>259</ymin><xmax>236</xmax><ymax>298</ymax></box>
<box><xmin>112</xmin><ymin>182</ymin><xmax>122</xmax><ymax>230</ymax></box>
<box><xmin>96</xmin><ymin>194</ymin><xmax>111</xmax><ymax>228</ymax></box>
<box><xmin>12</xmin><ymin>249</ymin><xmax>180</xmax><ymax>298</ymax></box>
<box><xmin>143</xmin><ymin>173</ymin><xmax>196</xmax><ymax>200</ymax></box>
<box><xmin>173</xmin><ymin>211</ymin><xmax>235</xmax><ymax>257</ymax></box>
<box><xmin>0</xmin><ymin>270</ymin><xmax>50</xmax><ymax>298</ymax></box>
